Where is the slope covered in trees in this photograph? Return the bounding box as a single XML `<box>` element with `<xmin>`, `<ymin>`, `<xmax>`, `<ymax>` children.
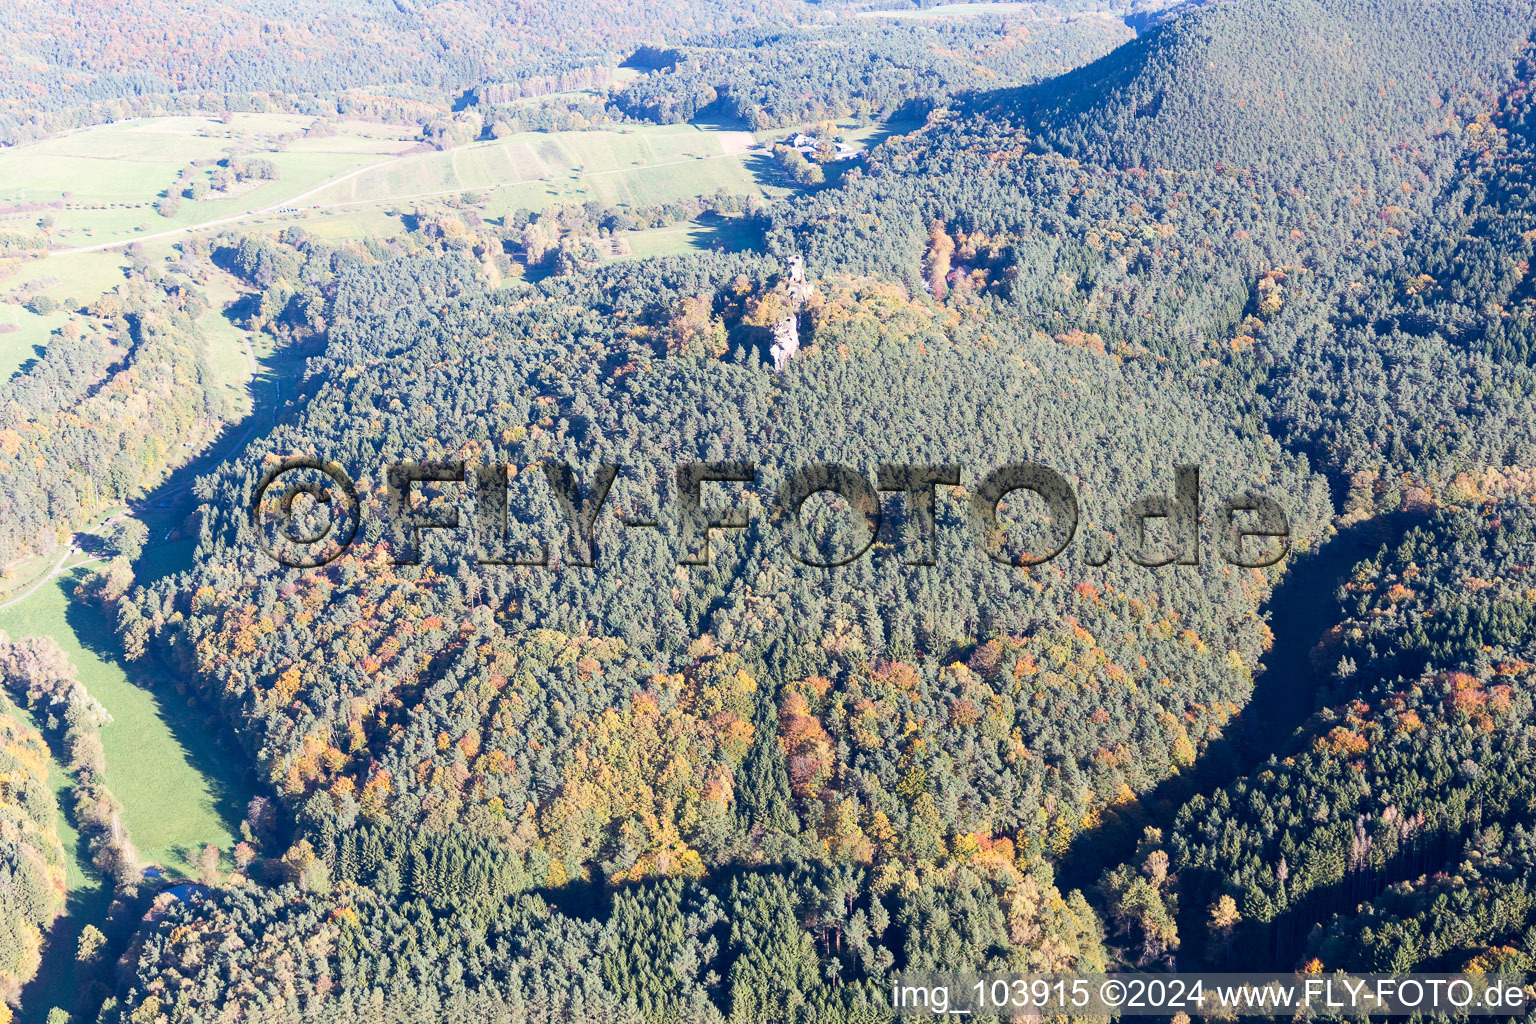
<box><xmin>0</xmin><ymin>266</ymin><xmax>233</xmax><ymax>565</ymax></box>
<box><xmin>767</xmin><ymin>0</ymin><xmax>1536</xmax><ymax>490</ymax></box>
<box><xmin>100</xmin><ymin>148</ymin><xmax>1330</xmax><ymax>1023</ymax></box>
<box><xmin>107</xmin><ymin>861</ymin><xmax>1103</xmax><ymax>1023</ymax></box>
<box><xmin>1008</xmin><ymin>0</ymin><xmax>1535</xmax><ymax>173</ymax></box>
<box><xmin>123</xmin><ymin>232</ymin><xmax>1329</xmax><ymax>869</ymax></box>
<box><xmin>89</xmin><ymin>0</ymin><xmax>1536</xmax><ymax>1015</ymax></box>
<box><xmin>9</xmin><ymin>0</ymin><xmax>1536</xmax><ymax>1017</ymax></box>
<box><xmin>0</xmin><ymin>0</ymin><xmax>812</xmax><ymax>143</ymax></box>
<box><xmin>1172</xmin><ymin>500</ymin><xmax>1536</xmax><ymax>973</ymax></box>
<box><xmin>613</xmin><ymin>15</ymin><xmax>1132</xmax><ymax>128</ymax></box>
<box><xmin>0</xmin><ymin>703</ymin><xmax>66</xmax><ymax>1005</ymax></box>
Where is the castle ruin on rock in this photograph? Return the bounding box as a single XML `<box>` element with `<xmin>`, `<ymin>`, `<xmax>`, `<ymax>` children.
<box><xmin>771</xmin><ymin>253</ymin><xmax>813</xmax><ymax>371</ymax></box>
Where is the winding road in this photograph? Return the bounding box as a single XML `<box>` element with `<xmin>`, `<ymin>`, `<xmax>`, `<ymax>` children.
<box><xmin>0</xmin><ymin>545</ymin><xmax>76</xmax><ymax>611</ymax></box>
<box><xmin>55</xmin><ymin>155</ymin><xmax>399</xmax><ymax>256</ymax></box>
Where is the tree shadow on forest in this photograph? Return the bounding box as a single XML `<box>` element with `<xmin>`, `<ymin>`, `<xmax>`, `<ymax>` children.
<box><xmin>17</xmin><ymin>865</ymin><xmax>113</xmax><ymax>1024</ymax></box>
<box><xmin>1054</xmin><ymin>513</ymin><xmax>1426</xmax><ymax>914</ymax></box>
<box><xmin>131</xmin><ymin>329</ymin><xmax>305</xmax><ymax>587</ymax></box>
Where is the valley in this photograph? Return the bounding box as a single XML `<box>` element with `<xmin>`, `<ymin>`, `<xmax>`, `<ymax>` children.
<box><xmin>3</xmin><ymin>0</ymin><xmax>1536</xmax><ymax>1020</ymax></box>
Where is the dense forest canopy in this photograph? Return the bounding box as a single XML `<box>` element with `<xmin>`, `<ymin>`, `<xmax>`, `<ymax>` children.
<box><xmin>0</xmin><ymin>0</ymin><xmax>807</xmax><ymax>139</ymax></box>
<box><xmin>611</xmin><ymin>15</ymin><xmax>1134</xmax><ymax>128</ymax></box>
<box><xmin>5</xmin><ymin>0</ymin><xmax>1536</xmax><ymax>1020</ymax></box>
<box><xmin>1174</xmin><ymin>502</ymin><xmax>1536</xmax><ymax>973</ymax></box>
<box><xmin>1010</xmin><ymin>0</ymin><xmax>1536</xmax><ymax>171</ymax></box>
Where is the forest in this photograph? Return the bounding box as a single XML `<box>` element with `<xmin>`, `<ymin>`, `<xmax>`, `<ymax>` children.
<box><xmin>1173</xmin><ymin>502</ymin><xmax>1536</xmax><ymax>974</ymax></box>
<box><xmin>0</xmin><ymin>706</ymin><xmax>65</xmax><ymax>1009</ymax></box>
<box><xmin>0</xmin><ymin>0</ymin><xmax>809</xmax><ymax>143</ymax></box>
<box><xmin>4</xmin><ymin>0</ymin><xmax>1536</xmax><ymax>1020</ymax></box>
<box><xmin>610</xmin><ymin>16</ymin><xmax>1132</xmax><ymax>128</ymax></box>
<box><xmin>0</xmin><ymin>265</ymin><xmax>231</xmax><ymax>567</ymax></box>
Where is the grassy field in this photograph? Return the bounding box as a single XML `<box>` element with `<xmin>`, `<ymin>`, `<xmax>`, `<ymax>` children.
<box><xmin>618</xmin><ymin>214</ymin><xmax>760</xmax><ymax>259</ymax></box>
<box><xmin>0</xmin><ymin>116</ymin><xmax>768</xmax><ymax>253</ymax></box>
<box><xmin>0</xmin><ymin>250</ymin><xmax>138</xmax><ymax>378</ymax></box>
<box><xmin>0</xmin><ymin>241</ymin><xmax>255</xmax><ymax>409</ymax></box>
<box><xmin>0</xmin><ymin>308</ymin><xmax>48</xmax><ymax>379</ymax></box>
<box><xmin>196</xmin><ymin>275</ymin><xmax>258</xmax><ymax>416</ymax></box>
<box><xmin>1</xmin><ymin>525</ymin><xmax>243</xmax><ymax>1024</ymax></box>
<box><xmin>0</xmin><ymin>114</ymin><xmax>419</xmax><ymax>249</ymax></box>
<box><xmin>285</xmin><ymin>205</ymin><xmax>409</xmax><ymax>242</ymax></box>
<box><xmin>0</xmin><ymin>114</ymin><xmax>416</xmax><ymax>367</ymax></box>
<box><xmin>311</xmin><ymin>124</ymin><xmax>767</xmax><ymax>214</ymax></box>
<box><xmin>0</xmin><ymin>567</ymin><xmax>251</xmax><ymax>876</ymax></box>
<box><xmin>1</xmin><ymin>115</ymin><xmax>781</xmax><ymax>380</ymax></box>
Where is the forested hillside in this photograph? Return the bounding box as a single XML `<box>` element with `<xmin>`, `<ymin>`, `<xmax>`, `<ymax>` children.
<box><xmin>121</xmin><ymin>227</ymin><xmax>1330</xmax><ymax>847</ymax></box>
<box><xmin>0</xmin><ymin>703</ymin><xmax>67</xmax><ymax>1004</ymax></box>
<box><xmin>0</xmin><ymin>0</ymin><xmax>809</xmax><ymax>143</ymax></box>
<box><xmin>772</xmin><ymin>0</ymin><xmax>1536</xmax><ymax>488</ymax></box>
<box><xmin>1015</xmin><ymin>0</ymin><xmax>1534</xmax><ymax>171</ymax></box>
<box><xmin>109</xmin><ymin>861</ymin><xmax>1103</xmax><ymax>1022</ymax></box>
<box><xmin>1174</xmin><ymin>501</ymin><xmax>1536</xmax><ymax>973</ymax></box>
<box><xmin>7</xmin><ymin>0</ymin><xmax>1536</xmax><ymax>1019</ymax></box>
<box><xmin>0</xmin><ymin>267</ymin><xmax>232</xmax><ymax>565</ymax></box>
<box><xmin>612</xmin><ymin>14</ymin><xmax>1132</xmax><ymax>128</ymax></box>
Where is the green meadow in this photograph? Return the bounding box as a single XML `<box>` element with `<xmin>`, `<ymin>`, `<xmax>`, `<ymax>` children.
<box><xmin>0</xmin><ymin>567</ymin><xmax>251</xmax><ymax>876</ymax></box>
<box><xmin>0</xmin><ymin>250</ymin><xmax>136</xmax><ymax>378</ymax></box>
<box><xmin>312</xmin><ymin>124</ymin><xmax>768</xmax><ymax>212</ymax></box>
<box><xmin>0</xmin><ymin>306</ymin><xmax>52</xmax><ymax>379</ymax></box>
<box><xmin>0</xmin><ymin>115</ymin><xmax>767</xmax><ymax>255</ymax></box>
<box><xmin>196</xmin><ymin>275</ymin><xmax>258</xmax><ymax>415</ymax></box>
<box><xmin>0</xmin><ymin>114</ymin><xmax>420</xmax><ymax>249</ymax></box>
<box><xmin>618</xmin><ymin>214</ymin><xmax>760</xmax><ymax>259</ymax></box>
